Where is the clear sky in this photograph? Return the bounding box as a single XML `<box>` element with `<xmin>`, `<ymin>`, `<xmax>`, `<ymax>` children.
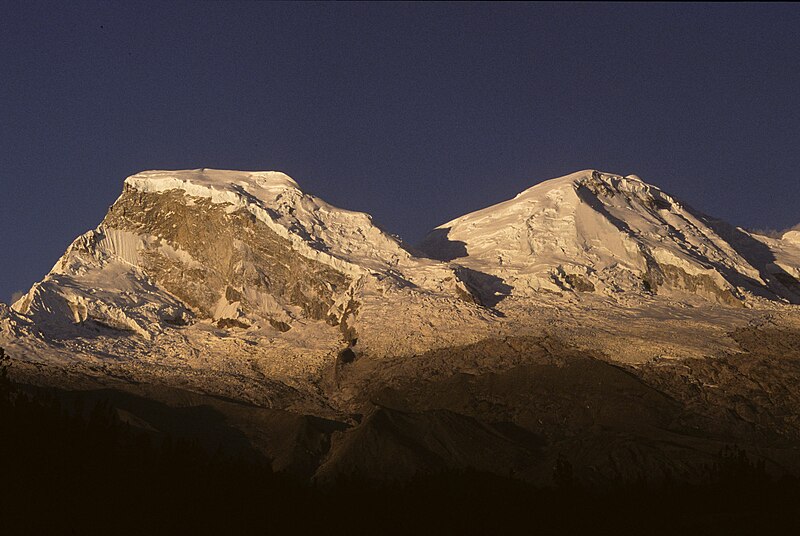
<box><xmin>2</xmin><ymin>2</ymin><xmax>800</xmax><ymax>302</ymax></box>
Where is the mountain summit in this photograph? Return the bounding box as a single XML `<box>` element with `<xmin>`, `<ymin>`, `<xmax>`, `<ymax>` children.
<box><xmin>419</xmin><ymin>170</ymin><xmax>800</xmax><ymax>305</ymax></box>
<box><xmin>12</xmin><ymin>168</ymin><xmax>469</xmax><ymax>341</ymax></box>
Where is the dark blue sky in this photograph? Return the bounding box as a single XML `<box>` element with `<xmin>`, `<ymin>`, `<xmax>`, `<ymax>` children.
<box><xmin>2</xmin><ymin>2</ymin><xmax>800</xmax><ymax>302</ymax></box>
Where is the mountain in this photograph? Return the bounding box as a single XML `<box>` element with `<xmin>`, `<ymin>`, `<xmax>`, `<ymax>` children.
<box><xmin>12</xmin><ymin>168</ymin><xmax>470</xmax><ymax>339</ymax></box>
<box><xmin>418</xmin><ymin>170</ymin><xmax>800</xmax><ymax>305</ymax></box>
<box><xmin>3</xmin><ymin>168</ymin><xmax>800</xmax><ymax>485</ymax></box>
<box><xmin>5</xmin><ymin>168</ymin><xmax>492</xmax><ymax>413</ymax></box>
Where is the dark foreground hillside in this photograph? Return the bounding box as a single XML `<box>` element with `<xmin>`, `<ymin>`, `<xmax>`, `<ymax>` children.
<box><xmin>2</xmin><ymin>350</ymin><xmax>800</xmax><ymax>535</ymax></box>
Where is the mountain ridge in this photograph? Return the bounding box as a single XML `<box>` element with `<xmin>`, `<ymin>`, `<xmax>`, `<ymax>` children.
<box><xmin>419</xmin><ymin>169</ymin><xmax>800</xmax><ymax>305</ymax></box>
<box><xmin>5</xmin><ymin>167</ymin><xmax>800</xmax><ymax>365</ymax></box>
<box><xmin>2</xmin><ymin>167</ymin><xmax>800</xmax><ymax>485</ymax></box>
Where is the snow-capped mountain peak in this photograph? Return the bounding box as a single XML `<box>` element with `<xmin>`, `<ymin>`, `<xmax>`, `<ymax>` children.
<box><xmin>419</xmin><ymin>170</ymin><xmax>800</xmax><ymax>304</ymax></box>
<box><xmin>12</xmin><ymin>169</ymin><xmax>466</xmax><ymax>341</ymax></box>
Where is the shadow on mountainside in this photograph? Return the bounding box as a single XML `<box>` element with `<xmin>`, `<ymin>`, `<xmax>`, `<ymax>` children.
<box><xmin>413</xmin><ymin>228</ymin><xmax>513</xmax><ymax>308</ymax></box>
<box><xmin>4</xmin><ymin>364</ymin><xmax>800</xmax><ymax>536</ymax></box>
<box><xmin>23</xmin><ymin>385</ymin><xmax>268</xmax><ymax>462</ymax></box>
<box><xmin>454</xmin><ymin>266</ymin><xmax>512</xmax><ymax>309</ymax></box>
<box><xmin>253</xmin><ymin>191</ymin><xmax>507</xmax><ymax>308</ymax></box>
<box><xmin>575</xmin><ymin>183</ymin><xmax>800</xmax><ymax>304</ymax></box>
<box><xmin>705</xmin><ymin>217</ymin><xmax>800</xmax><ymax>304</ymax></box>
<box><xmin>40</xmin><ymin>383</ymin><xmax>351</xmax><ymax>479</ymax></box>
<box><xmin>332</xmin><ymin>331</ymin><xmax>800</xmax><ymax>486</ymax></box>
<box><xmin>414</xmin><ymin>228</ymin><xmax>468</xmax><ymax>262</ymax></box>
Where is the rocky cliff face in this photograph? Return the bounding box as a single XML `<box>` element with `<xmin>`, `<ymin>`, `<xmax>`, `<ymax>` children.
<box><xmin>101</xmin><ymin>186</ymin><xmax>353</xmax><ymax>325</ymax></box>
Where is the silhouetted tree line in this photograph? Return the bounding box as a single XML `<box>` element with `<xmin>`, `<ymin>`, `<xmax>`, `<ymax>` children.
<box><xmin>1</xmin><ymin>347</ymin><xmax>799</xmax><ymax>535</ymax></box>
